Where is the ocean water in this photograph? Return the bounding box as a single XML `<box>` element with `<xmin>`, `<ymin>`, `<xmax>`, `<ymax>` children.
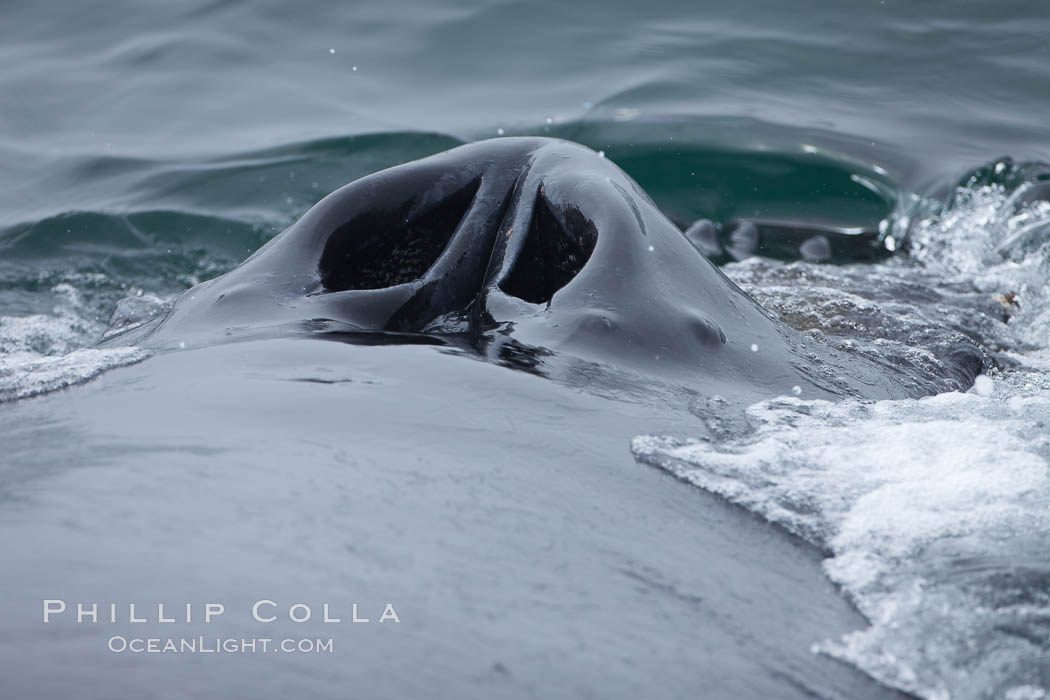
<box><xmin>635</xmin><ymin>171</ymin><xmax>1050</xmax><ymax>699</ymax></box>
<box><xmin>2</xmin><ymin>1</ymin><xmax>1050</xmax><ymax>698</ymax></box>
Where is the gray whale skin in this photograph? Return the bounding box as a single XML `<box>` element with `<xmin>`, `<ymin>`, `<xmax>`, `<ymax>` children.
<box><xmin>125</xmin><ymin>137</ymin><xmax>941</xmax><ymax>401</ymax></box>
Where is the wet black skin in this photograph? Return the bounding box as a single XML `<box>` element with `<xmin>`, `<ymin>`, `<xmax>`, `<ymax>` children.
<box><xmin>122</xmin><ymin>137</ymin><xmax>951</xmax><ymax>403</ymax></box>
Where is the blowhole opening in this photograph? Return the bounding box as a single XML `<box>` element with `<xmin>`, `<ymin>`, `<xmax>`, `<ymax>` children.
<box><xmin>319</xmin><ymin>177</ymin><xmax>481</xmax><ymax>292</ymax></box>
<box><xmin>499</xmin><ymin>188</ymin><xmax>597</xmax><ymax>304</ymax></box>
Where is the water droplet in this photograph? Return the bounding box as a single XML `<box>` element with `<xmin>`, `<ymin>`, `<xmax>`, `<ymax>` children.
<box><xmin>497</xmin><ymin>128</ymin><xmax>504</xmax><ymax>136</ymax></box>
<box><xmin>328</xmin><ymin>48</ymin><xmax>335</xmax><ymax>54</ymax></box>
<box><xmin>973</xmin><ymin>374</ymin><xmax>995</xmax><ymax>396</ymax></box>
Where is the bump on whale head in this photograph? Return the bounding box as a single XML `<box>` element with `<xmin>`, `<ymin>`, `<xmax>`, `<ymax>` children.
<box><xmin>131</xmin><ymin>137</ymin><xmax>924</xmax><ymax>402</ymax></box>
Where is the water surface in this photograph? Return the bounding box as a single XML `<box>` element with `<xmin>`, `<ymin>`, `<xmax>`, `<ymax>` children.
<box><xmin>2</xmin><ymin>2</ymin><xmax>1050</xmax><ymax>699</ymax></box>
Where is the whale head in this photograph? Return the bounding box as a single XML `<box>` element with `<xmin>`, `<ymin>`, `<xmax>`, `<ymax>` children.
<box><xmin>131</xmin><ymin>138</ymin><xmax>921</xmax><ymax>402</ymax></box>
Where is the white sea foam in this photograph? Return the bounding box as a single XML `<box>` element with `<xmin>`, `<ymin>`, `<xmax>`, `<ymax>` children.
<box><xmin>635</xmin><ymin>175</ymin><xmax>1050</xmax><ymax>698</ymax></box>
<box><xmin>0</xmin><ymin>347</ymin><xmax>149</xmax><ymax>402</ymax></box>
<box><xmin>0</xmin><ymin>283</ymin><xmax>97</xmax><ymax>356</ymax></box>
<box><xmin>634</xmin><ymin>364</ymin><xmax>1050</xmax><ymax>699</ymax></box>
<box><xmin>908</xmin><ymin>182</ymin><xmax>1050</xmax><ymax>350</ymax></box>
<box><xmin>0</xmin><ymin>283</ymin><xmax>151</xmax><ymax>403</ymax></box>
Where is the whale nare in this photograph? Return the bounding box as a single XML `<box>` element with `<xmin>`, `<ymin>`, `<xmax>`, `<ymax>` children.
<box><xmin>119</xmin><ymin>137</ymin><xmax>966</xmax><ymax>402</ymax></box>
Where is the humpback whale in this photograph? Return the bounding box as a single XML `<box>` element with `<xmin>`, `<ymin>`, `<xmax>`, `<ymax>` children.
<box><xmin>118</xmin><ymin>137</ymin><xmax>975</xmax><ymax>402</ymax></box>
<box><xmin>1</xmin><ymin>142</ymin><xmax>1003</xmax><ymax>700</ymax></box>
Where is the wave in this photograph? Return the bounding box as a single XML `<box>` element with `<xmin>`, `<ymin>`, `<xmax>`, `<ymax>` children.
<box><xmin>634</xmin><ymin>160</ymin><xmax>1050</xmax><ymax>699</ymax></box>
<box><xmin>0</xmin><ymin>283</ymin><xmax>150</xmax><ymax>403</ymax></box>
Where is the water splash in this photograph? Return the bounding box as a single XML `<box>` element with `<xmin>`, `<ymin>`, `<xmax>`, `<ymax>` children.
<box><xmin>636</xmin><ymin>160</ymin><xmax>1050</xmax><ymax>699</ymax></box>
<box><xmin>0</xmin><ymin>283</ymin><xmax>152</xmax><ymax>403</ymax></box>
